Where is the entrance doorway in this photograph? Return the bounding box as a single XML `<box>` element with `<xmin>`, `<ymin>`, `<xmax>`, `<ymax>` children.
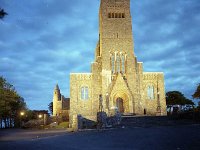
<box><xmin>116</xmin><ymin>97</ymin><xmax>124</xmax><ymax>113</ymax></box>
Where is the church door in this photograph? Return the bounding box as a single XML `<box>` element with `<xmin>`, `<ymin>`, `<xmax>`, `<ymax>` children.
<box><xmin>116</xmin><ymin>98</ymin><xmax>124</xmax><ymax>113</ymax></box>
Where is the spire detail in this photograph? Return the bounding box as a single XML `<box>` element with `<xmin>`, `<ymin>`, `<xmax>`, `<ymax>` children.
<box><xmin>55</xmin><ymin>84</ymin><xmax>60</xmax><ymax>90</ymax></box>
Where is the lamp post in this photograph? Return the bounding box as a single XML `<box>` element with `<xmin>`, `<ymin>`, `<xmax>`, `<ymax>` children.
<box><xmin>20</xmin><ymin>112</ymin><xmax>25</xmax><ymax>116</ymax></box>
<box><xmin>20</xmin><ymin>111</ymin><xmax>25</xmax><ymax>128</ymax></box>
<box><xmin>38</xmin><ymin>114</ymin><xmax>42</xmax><ymax>119</ymax></box>
<box><xmin>38</xmin><ymin>114</ymin><xmax>44</xmax><ymax>129</ymax></box>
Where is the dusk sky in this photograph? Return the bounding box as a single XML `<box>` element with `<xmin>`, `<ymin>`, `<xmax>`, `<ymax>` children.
<box><xmin>0</xmin><ymin>0</ymin><xmax>200</xmax><ymax>110</ymax></box>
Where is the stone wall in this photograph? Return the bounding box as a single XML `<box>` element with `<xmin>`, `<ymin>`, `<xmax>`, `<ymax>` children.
<box><xmin>69</xmin><ymin>73</ymin><xmax>97</xmax><ymax>127</ymax></box>
<box><xmin>143</xmin><ymin>72</ymin><xmax>167</xmax><ymax>115</ymax></box>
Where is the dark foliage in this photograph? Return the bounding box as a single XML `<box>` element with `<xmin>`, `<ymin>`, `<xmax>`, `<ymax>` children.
<box><xmin>48</xmin><ymin>102</ymin><xmax>53</xmax><ymax>115</ymax></box>
<box><xmin>0</xmin><ymin>76</ymin><xmax>27</xmax><ymax>128</ymax></box>
<box><xmin>0</xmin><ymin>8</ymin><xmax>8</xmax><ymax>19</ymax></box>
<box><xmin>192</xmin><ymin>83</ymin><xmax>200</xmax><ymax>99</ymax></box>
<box><xmin>166</xmin><ymin>91</ymin><xmax>194</xmax><ymax>105</ymax></box>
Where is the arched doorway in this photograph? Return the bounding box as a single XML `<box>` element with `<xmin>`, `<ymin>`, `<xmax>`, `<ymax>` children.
<box><xmin>112</xmin><ymin>91</ymin><xmax>130</xmax><ymax>113</ymax></box>
<box><xmin>116</xmin><ymin>97</ymin><xmax>124</xmax><ymax>113</ymax></box>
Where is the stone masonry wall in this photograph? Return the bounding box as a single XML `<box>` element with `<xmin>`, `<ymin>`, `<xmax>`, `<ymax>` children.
<box><xmin>143</xmin><ymin>72</ymin><xmax>167</xmax><ymax>115</ymax></box>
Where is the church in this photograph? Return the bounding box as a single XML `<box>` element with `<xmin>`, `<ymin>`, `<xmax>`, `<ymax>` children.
<box><xmin>53</xmin><ymin>0</ymin><xmax>167</xmax><ymax>127</ymax></box>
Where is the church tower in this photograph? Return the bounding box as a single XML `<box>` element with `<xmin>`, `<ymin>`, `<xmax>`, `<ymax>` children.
<box><xmin>97</xmin><ymin>0</ymin><xmax>135</xmax><ymax>66</ymax></box>
<box><xmin>94</xmin><ymin>0</ymin><xmax>143</xmax><ymax>114</ymax></box>
<box><xmin>53</xmin><ymin>84</ymin><xmax>62</xmax><ymax>116</ymax></box>
<box><xmin>69</xmin><ymin>0</ymin><xmax>167</xmax><ymax>127</ymax></box>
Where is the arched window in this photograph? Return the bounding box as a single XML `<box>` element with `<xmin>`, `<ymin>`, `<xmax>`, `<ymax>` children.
<box><xmin>121</xmin><ymin>55</ymin><xmax>125</xmax><ymax>73</ymax></box>
<box><xmin>108</xmin><ymin>13</ymin><xmax>111</xmax><ymax>18</ymax></box>
<box><xmin>116</xmin><ymin>55</ymin><xmax>120</xmax><ymax>73</ymax></box>
<box><xmin>111</xmin><ymin>55</ymin><xmax>115</xmax><ymax>73</ymax></box>
<box><xmin>85</xmin><ymin>87</ymin><xmax>88</xmax><ymax>99</ymax></box>
<box><xmin>81</xmin><ymin>87</ymin><xmax>89</xmax><ymax>100</ymax></box>
<box><xmin>147</xmin><ymin>86</ymin><xmax>154</xmax><ymax>100</ymax></box>
<box><xmin>112</xmin><ymin>13</ymin><xmax>114</xmax><ymax>18</ymax></box>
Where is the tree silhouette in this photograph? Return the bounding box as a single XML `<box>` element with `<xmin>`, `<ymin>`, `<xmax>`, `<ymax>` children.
<box><xmin>48</xmin><ymin>102</ymin><xmax>53</xmax><ymax>115</ymax></box>
<box><xmin>166</xmin><ymin>91</ymin><xmax>194</xmax><ymax>105</ymax></box>
<box><xmin>0</xmin><ymin>8</ymin><xmax>8</xmax><ymax>19</ymax></box>
<box><xmin>193</xmin><ymin>83</ymin><xmax>200</xmax><ymax>99</ymax></box>
<box><xmin>0</xmin><ymin>76</ymin><xmax>27</xmax><ymax>128</ymax></box>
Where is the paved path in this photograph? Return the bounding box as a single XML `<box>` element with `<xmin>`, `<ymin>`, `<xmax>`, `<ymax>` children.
<box><xmin>1</xmin><ymin>125</ymin><xmax>200</xmax><ymax>150</ymax></box>
<box><xmin>0</xmin><ymin>129</ymin><xmax>68</xmax><ymax>141</ymax></box>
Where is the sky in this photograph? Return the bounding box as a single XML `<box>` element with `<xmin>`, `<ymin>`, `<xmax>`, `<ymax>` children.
<box><xmin>0</xmin><ymin>0</ymin><xmax>200</xmax><ymax>110</ymax></box>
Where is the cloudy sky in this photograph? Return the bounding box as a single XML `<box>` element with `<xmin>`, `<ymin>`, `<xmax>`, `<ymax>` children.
<box><xmin>0</xmin><ymin>0</ymin><xmax>200</xmax><ymax>110</ymax></box>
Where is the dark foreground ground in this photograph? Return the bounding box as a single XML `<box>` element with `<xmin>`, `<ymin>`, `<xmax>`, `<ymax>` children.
<box><xmin>0</xmin><ymin>124</ymin><xmax>200</xmax><ymax>150</ymax></box>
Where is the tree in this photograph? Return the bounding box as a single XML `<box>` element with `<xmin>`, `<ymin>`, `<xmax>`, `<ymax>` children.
<box><xmin>48</xmin><ymin>102</ymin><xmax>53</xmax><ymax>115</ymax></box>
<box><xmin>0</xmin><ymin>76</ymin><xmax>27</xmax><ymax>128</ymax></box>
<box><xmin>192</xmin><ymin>83</ymin><xmax>200</xmax><ymax>99</ymax></box>
<box><xmin>166</xmin><ymin>91</ymin><xmax>194</xmax><ymax>105</ymax></box>
<box><xmin>0</xmin><ymin>8</ymin><xmax>8</xmax><ymax>19</ymax></box>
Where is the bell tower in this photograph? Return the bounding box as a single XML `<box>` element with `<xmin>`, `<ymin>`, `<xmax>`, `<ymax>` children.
<box><xmin>98</xmin><ymin>0</ymin><xmax>135</xmax><ymax>73</ymax></box>
<box><xmin>95</xmin><ymin>0</ymin><xmax>139</xmax><ymax>114</ymax></box>
<box><xmin>53</xmin><ymin>84</ymin><xmax>61</xmax><ymax>116</ymax></box>
<box><xmin>99</xmin><ymin>0</ymin><xmax>133</xmax><ymax>40</ymax></box>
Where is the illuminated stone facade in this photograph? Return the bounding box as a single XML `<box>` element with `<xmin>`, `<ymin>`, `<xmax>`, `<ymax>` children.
<box><xmin>69</xmin><ymin>0</ymin><xmax>167</xmax><ymax>127</ymax></box>
<box><xmin>53</xmin><ymin>84</ymin><xmax>69</xmax><ymax>117</ymax></box>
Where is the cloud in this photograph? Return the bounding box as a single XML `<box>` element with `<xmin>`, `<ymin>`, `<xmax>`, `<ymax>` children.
<box><xmin>131</xmin><ymin>0</ymin><xmax>200</xmax><ymax>101</ymax></box>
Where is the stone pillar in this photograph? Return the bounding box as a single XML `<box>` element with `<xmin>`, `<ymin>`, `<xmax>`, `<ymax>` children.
<box><xmin>129</xmin><ymin>97</ymin><xmax>134</xmax><ymax>113</ymax></box>
<box><xmin>44</xmin><ymin>114</ymin><xmax>48</xmax><ymax>125</ymax></box>
<box><xmin>72</xmin><ymin>114</ymin><xmax>78</xmax><ymax>131</ymax></box>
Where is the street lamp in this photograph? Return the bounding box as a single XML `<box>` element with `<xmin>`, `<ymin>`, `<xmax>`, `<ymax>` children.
<box><xmin>20</xmin><ymin>111</ymin><xmax>25</xmax><ymax>128</ymax></box>
<box><xmin>38</xmin><ymin>114</ymin><xmax>44</xmax><ymax>129</ymax></box>
<box><xmin>38</xmin><ymin>114</ymin><xmax>42</xmax><ymax>119</ymax></box>
<box><xmin>20</xmin><ymin>112</ymin><xmax>25</xmax><ymax>116</ymax></box>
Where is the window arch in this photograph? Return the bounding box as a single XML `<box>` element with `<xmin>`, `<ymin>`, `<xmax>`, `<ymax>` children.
<box><xmin>110</xmin><ymin>52</ymin><xmax>126</xmax><ymax>74</ymax></box>
<box><xmin>108</xmin><ymin>12</ymin><xmax>125</xmax><ymax>18</ymax></box>
<box><xmin>112</xmin><ymin>13</ymin><xmax>114</xmax><ymax>18</ymax></box>
<box><xmin>81</xmin><ymin>86</ymin><xmax>89</xmax><ymax>100</ymax></box>
<box><xmin>111</xmin><ymin>55</ymin><xmax>115</xmax><ymax>73</ymax></box>
<box><xmin>121</xmin><ymin>55</ymin><xmax>125</xmax><ymax>73</ymax></box>
<box><xmin>116</xmin><ymin>55</ymin><xmax>120</xmax><ymax>73</ymax></box>
<box><xmin>108</xmin><ymin>13</ymin><xmax>111</xmax><ymax>18</ymax></box>
<box><xmin>147</xmin><ymin>85</ymin><xmax>154</xmax><ymax>100</ymax></box>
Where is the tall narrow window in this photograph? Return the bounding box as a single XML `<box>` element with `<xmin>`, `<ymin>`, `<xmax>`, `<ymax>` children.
<box><xmin>116</xmin><ymin>55</ymin><xmax>120</xmax><ymax>73</ymax></box>
<box><xmin>121</xmin><ymin>55</ymin><xmax>125</xmax><ymax>73</ymax></box>
<box><xmin>122</xmin><ymin>13</ymin><xmax>125</xmax><ymax>18</ymax></box>
<box><xmin>108</xmin><ymin>13</ymin><xmax>111</xmax><ymax>18</ymax></box>
<box><xmin>112</xmin><ymin>13</ymin><xmax>114</xmax><ymax>18</ymax></box>
<box><xmin>147</xmin><ymin>86</ymin><xmax>154</xmax><ymax>100</ymax></box>
<box><xmin>111</xmin><ymin>55</ymin><xmax>115</xmax><ymax>73</ymax></box>
<box><xmin>81</xmin><ymin>87</ymin><xmax>84</xmax><ymax>99</ymax></box>
<box><xmin>85</xmin><ymin>87</ymin><xmax>88</xmax><ymax>99</ymax></box>
<box><xmin>81</xmin><ymin>87</ymin><xmax>89</xmax><ymax>100</ymax></box>
<box><xmin>119</xmin><ymin>13</ymin><xmax>122</xmax><ymax>18</ymax></box>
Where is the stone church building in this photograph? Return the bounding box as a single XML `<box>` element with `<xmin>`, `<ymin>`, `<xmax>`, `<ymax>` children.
<box><xmin>53</xmin><ymin>0</ymin><xmax>167</xmax><ymax>126</ymax></box>
<box><xmin>53</xmin><ymin>84</ymin><xmax>69</xmax><ymax>117</ymax></box>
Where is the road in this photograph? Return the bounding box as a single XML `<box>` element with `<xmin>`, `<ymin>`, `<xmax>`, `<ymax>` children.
<box><xmin>0</xmin><ymin>125</ymin><xmax>200</xmax><ymax>150</ymax></box>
